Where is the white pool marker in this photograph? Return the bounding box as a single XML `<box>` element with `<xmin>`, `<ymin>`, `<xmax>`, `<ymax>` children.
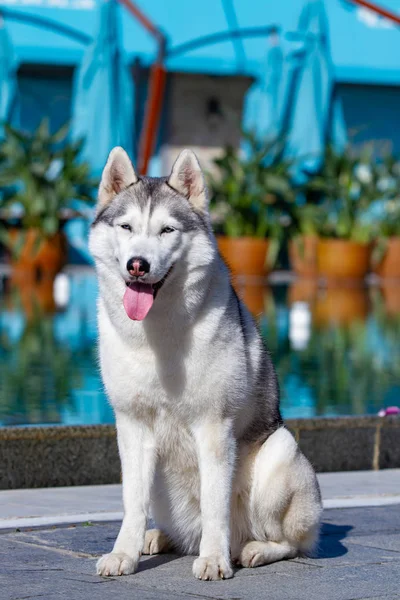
<box><xmin>53</xmin><ymin>273</ymin><xmax>71</xmax><ymax>309</ymax></box>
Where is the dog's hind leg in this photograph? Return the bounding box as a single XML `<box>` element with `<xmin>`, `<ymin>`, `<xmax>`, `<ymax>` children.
<box><xmin>239</xmin><ymin>540</ymin><xmax>297</xmax><ymax>567</ymax></box>
<box><xmin>143</xmin><ymin>529</ymin><xmax>171</xmax><ymax>555</ymax></box>
<box><xmin>235</xmin><ymin>427</ymin><xmax>322</xmax><ymax>569</ymax></box>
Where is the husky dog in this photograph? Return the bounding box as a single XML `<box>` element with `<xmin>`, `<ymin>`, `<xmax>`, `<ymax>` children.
<box><xmin>90</xmin><ymin>147</ymin><xmax>322</xmax><ymax>581</ymax></box>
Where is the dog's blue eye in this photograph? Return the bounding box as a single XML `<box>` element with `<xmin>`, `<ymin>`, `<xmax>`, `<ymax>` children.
<box><xmin>120</xmin><ymin>224</ymin><xmax>132</xmax><ymax>231</ymax></box>
<box><xmin>161</xmin><ymin>226</ymin><xmax>175</xmax><ymax>234</ymax></box>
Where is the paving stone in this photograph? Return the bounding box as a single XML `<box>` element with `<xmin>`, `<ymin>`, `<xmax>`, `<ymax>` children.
<box><xmin>0</xmin><ymin>537</ymin><xmax>80</xmax><ymax>568</ymax></box>
<box><xmin>2</xmin><ymin>572</ymin><xmax>184</xmax><ymax>600</ymax></box>
<box><xmin>2</xmin><ymin>506</ymin><xmax>400</xmax><ymax>600</ymax></box>
<box><xmin>0</xmin><ymin>483</ymin><xmax>123</xmax><ymax>520</ymax></box>
<box><xmin>303</xmin><ymin>538</ymin><xmax>400</xmax><ymax>567</ymax></box>
<box><xmin>345</xmin><ymin>533</ymin><xmax>400</xmax><ymax>553</ymax></box>
<box><xmin>318</xmin><ymin>469</ymin><xmax>400</xmax><ymax>500</ymax></box>
<box><xmin>321</xmin><ymin>504</ymin><xmax>400</xmax><ymax>535</ymax></box>
<box><xmin>118</xmin><ymin>561</ymin><xmax>400</xmax><ymax>600</ymax></box>
<box><xmin>356</xmin><ymin>597</ymin><xmax>400</xmax><ymax>600</ymax></box>
<box><xmin>2</xmin><ymin>522</ymin><xmax>118</xmax><ymax>557</ymax></box>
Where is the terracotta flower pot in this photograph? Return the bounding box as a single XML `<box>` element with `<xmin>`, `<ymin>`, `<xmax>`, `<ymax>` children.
<box><xmin>8</xmin><ymin>275</ymin><xmax>57</xmax><ymax>319</ymax></box>
<box><xmin>315</xmin><ymin>287</ymin><xmax>369</xmax><ymax>327</ymax></box>
<box><xmin>380</xmin><ymin>284</ymin><xmax>400</xmax><ymax>316</ymax></box>
<box><xmin>9</xmin><ymin>229</ymin><xmax>67</xmax><ymax>278</ymax></box>
<box><xmin>374</xmin><ymin>237</ymin><xmax>400</xmax><ymax>279</ymax></box>
<box><xmin>317</xmin><ymin>239</ymin><xmax>371</xmax><ymax>281</ymax></box>
<box><xmin>289</xmin><ymin>235</ymin><xmax>318</xmax><ymax>278</ymax></box>
<box><xmin>217</xmin><ymin>236</ymin><xmax>270</xmax><ymax>278</ymax></box>
<box><xmin>288</xmin><ymin>278</ymin><xmax>318</xmax><ymax>306</ymax></box>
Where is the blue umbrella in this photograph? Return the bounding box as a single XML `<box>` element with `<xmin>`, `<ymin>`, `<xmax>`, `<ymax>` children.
<box><xmin>71</xmin><ymin>0</ymin><xmax>135</xmax><ymax>177</ymax></box>
<box><xmin>0</xmin><ymin>14</ymin><xmax>19</xmax><ymax>136</ymax></box>
<box><xmin>282</xmin><ymin>0</ymin><xmax>347</xmax><ymax>181</ymax></box>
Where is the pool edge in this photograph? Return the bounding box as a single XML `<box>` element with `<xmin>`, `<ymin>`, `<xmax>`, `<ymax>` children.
<box><xmin>1</xmin><ymin>416</ymin><xmax>399</xmax><ymax>489</ymax></box>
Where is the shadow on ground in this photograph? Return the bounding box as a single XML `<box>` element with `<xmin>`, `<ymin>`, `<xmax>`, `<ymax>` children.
<box><xmin>138</xmin><ymin>554</ymin><xmax>181</xmax><ymax>572</ymax></box>
<box><xmin>317</xmin><ymin>522</ymin><xmax>353</xmax><ymax>559</ymax></box>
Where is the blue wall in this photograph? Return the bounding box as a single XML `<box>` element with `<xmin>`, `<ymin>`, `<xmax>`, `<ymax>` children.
<box><xmin>338</xmin><ymin>83</ymin><xmax>400</xmax><ymax>154</ymax></box>
<box><xmin>18</xmin><ymin>67</ymin><xmax>73</xmax><ymax>133</ymax></box>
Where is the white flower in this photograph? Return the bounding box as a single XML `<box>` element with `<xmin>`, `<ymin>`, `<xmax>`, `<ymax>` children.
<box><xmin>355</xmin><ymin>164</ymin><xmax>372</xmax><ymax>184</ymax></box>
<box><xmin>386</xmin><ymin>200</ymin><xmax>399</xmax><ymax>213</ymax></box>
<box><xmin>45</xmin><ymin>159</ymin><xmax>63</xmax><ymax>182</ymax></box>
<box><xmin>279</xmin><ymin>214</ymin><xmax>291</xmax><ymax>226</ymax></box>
<box><xmin>377</xmin><ymin>177</ymin><xmax>394</xmax><ymax>192</ymax></box>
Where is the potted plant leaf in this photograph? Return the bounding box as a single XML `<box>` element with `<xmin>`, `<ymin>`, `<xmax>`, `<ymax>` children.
<box><xmin>0</xmin><ymin>119</ymin><xmax>97</xmax><ymax>279</ymax></box>
<box><xmin>208</xmin><ymin>133</ymin><xmax>295</xmax><ymax>278</ymax></box>
<box><xmin>372</xmin><ymin>155</ymin><xmax>400</xmax><ymax>279</ymax></box>
<box><xmin>373</xmin><ymin>200</ymin><xmax>400</xmax><ymax>280</ymax></box>
<box><xmin>304</xmin><ymin>145</ymin><xmax>378</xmax><ymax>281</ymax></box>
<box><xmin>288</xmin><ymin>204</ymin><xmax>320</xmax><ymax>278</ymax></box>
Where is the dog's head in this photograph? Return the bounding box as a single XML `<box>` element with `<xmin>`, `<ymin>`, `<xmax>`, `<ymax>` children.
<box><xmin>89</xmin><ymin>147</ymin><xmax>215</xmax><ymax>321</ymax></box>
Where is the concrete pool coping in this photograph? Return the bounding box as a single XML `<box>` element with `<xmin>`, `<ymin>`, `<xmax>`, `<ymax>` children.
<box><xmin>1</xmin><ymin>470</ymin><xmax>400</xmax><ymax>530</ymax></box>
<box><xmin>0</xmin><ymin>415</ymin><xmax>399</xmax><ymax>489</ymax></box>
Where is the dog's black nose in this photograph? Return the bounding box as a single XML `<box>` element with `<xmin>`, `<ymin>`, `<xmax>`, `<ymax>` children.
<box><xmin>127</xmin><ymin>257</ymin><xmax>150</xmax><ymax>277</ymax></box>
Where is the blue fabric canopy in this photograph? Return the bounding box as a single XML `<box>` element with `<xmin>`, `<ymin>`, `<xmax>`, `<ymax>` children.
<box><xmin>244</xmin><ymin>32</ymin><xmax>286</xmax><ymax>139</ymax></box>
<box><xmin>0</xmin><ymin>15</ymin><xmax>19</xmax><ymax>136</ymax></box>
<box><xmin>281</xmin><ymin>0</ymin><xmax>347</xmax><ymax>181</ymax></box>
<box><xmin>68</xmin><ymin>0</ymin><xmax>135</xmax><ymax>264</ymax></box>
<box><xmin>1</xmin><ymin>0</ymin><xmax>399</xmax><ymax>84</ymax></box>
<box><xmin>71</xmin><ymin>0</ymin><xmax>135</xmax><ymax>176</ymax></box>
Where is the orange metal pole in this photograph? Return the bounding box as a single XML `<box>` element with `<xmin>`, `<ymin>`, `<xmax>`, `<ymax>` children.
<box><xmin>348</xmin><ymin>0</ymin><xmax>400</xmax><ymax>26</ymax></box>
<box><xmin>117</xmin><ymin>0</ymin><xmax>160</xmax><ymax>37</ymax></box>
<box><xmin>117</xmin><ymin>0</ymin><xmax>167</xmax><ymax>174</ymax></box>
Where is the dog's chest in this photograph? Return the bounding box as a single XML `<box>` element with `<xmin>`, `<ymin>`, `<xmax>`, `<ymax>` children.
<box><xmin>99</xmin><ymin>331</ymin><xmax>166</xmax><ymax>411</ymax></box>
<box><xmin>98</xmin><ymin>307</ymin><xmax>233</xmax><ymax>415</ymax></box>
<box><xmin>154</xmin><ymin>409</ymin><xmax>198</xmax><ymax>468</ymax></box>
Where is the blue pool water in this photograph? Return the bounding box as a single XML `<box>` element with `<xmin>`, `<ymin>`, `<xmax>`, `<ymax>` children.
<box><xmin>0</xmin><ymin>269</ymin><xmax>399</xmax><ymax>426</ymax></box>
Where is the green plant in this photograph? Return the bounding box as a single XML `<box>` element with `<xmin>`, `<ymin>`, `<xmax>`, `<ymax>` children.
<box><xmin>0</xmin><ymin>306</ymin><xmax>77</xmax><ymax>425</ymax></box>
<box><xmin>259</xmin><ymin>286</ymin><xmax>400</xmax><ymax>417</ymax></box>
<box><xmin>208</xmin><ymin>133</ymin><xmax>295</xmax><ymax>239</ymax></box>
<box><xmin>291</xmin><ymin>204</ymin><xmax>321</xmax><ymax>237</ymax></box>
<box><xmin>287</xmin><ymin>203</ymin><xmax>321</xmax><ymax>263</ymax></box>
<box><xmin>371</xmin><ymin>198</ymin><xmax>400</xmax><ymax>267</ymax></box>
<box><xmin>0</xmin><ymin>119</ymin><xmax>97</xmax><ymax>254</ymax></box>
<box><xmin>376</xmin><ymin>200</ymin><xmax>400</xmax><ymax>238</ymax></box>
<box><xmin>0</xmin><ymin>278</ymin><xmax>102</xmax><ymax>426</ymax></box>
<box><xmin>372</xmin><ymin>154</ymin><xmax>400</xmax><ymax>238</ymax></box>
<box><xmin>303</xmin><ymin>145</ymin><xmax>380</xmax><ymax>243</ymax></box>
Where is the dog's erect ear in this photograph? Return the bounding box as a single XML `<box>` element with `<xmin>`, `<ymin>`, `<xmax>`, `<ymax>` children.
<box><xmin>168</xmin><ymin>150</ymin><xmax>208</xmax><ymax>213</ymax></box>
<box><xmin>98</xmin><ymin>147</ymin><xmax>138</xmax><ymax>210</ymax></box>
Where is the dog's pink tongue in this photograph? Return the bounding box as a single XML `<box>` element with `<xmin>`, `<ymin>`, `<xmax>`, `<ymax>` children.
<box><xmin>123</xmin><ymin>283</ymin><xmax>154</xmax><ymax>321</ymax></box>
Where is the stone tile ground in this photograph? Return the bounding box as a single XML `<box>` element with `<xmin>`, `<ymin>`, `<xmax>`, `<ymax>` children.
<box><xmin>1</xmin><ymin>505</ymin><xmax>400</xmax><ymax>600</ymax></box>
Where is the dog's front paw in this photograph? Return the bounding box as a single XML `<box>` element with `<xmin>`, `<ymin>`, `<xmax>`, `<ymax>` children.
<box><xmin>192</xmin><ymin>555</ymin><xmax>233</xmax><ymax>580</ymax></box>
<box><xmin>96</xmin><ymin>552</ymin><xmax>138</xmax><ymax>576</ymax></box>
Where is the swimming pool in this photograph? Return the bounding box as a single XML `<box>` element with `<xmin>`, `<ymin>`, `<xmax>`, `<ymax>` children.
<box><xmin>1</xmin><ymin>268</ymin><xmax>399</xmax><ymax>426</ymax></box>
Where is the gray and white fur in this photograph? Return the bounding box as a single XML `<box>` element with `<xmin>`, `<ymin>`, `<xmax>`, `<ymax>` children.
<box><xmin>90</xmin><ymin>147</ymin><xmax>322</xmax><ymax>581</ymax></box>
